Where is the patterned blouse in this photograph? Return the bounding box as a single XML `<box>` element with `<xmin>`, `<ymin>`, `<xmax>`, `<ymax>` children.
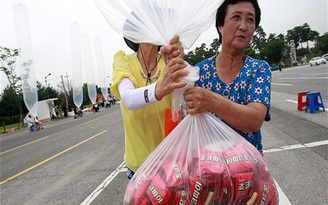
<box><xmin>194</xmin><ymin>55</ymin><xmax>271</xmax><ymax>153</ymax></box>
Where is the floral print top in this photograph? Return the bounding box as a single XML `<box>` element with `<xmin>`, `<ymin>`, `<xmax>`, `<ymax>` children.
<box><xmin>195</xmin><ymin>55</ymin><xmax>271</xmax><ymax>152</ymax></box>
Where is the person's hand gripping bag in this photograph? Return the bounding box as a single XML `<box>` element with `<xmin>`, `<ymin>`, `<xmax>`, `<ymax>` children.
<box><xmin>123</xmin><ymin>113</ymin><xmax>279</xmax><ymax>205</ymax></box>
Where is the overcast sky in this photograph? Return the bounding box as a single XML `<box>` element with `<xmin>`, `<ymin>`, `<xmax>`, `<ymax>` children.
<box><xmin>1</xmin><ymin>0</ymin><xmax>327</xmax><ymax>91</ymax></box>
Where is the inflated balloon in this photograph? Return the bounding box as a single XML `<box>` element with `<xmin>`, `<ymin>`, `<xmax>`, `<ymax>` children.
<box><xmin>71</xmin><ymin>22</ymin><xmax>83</xmax><ymax>108</ymax></box>
<box><xmin>94</xmin><ymin>0</ymin><xmax>223</xmax><ymax>49</ymax></box>
<box><xmin>82</xmin><ymin>34</ymin><xmax>97</xmax><ymax>105</ymax></box>
<box><xmin>94</xmin><ymin>38</ymin><xmax>109</xmax><ymax>100</ymax></box>
<box><xmin>13</xmin><ymin>4</ymin><xmax>38</xmax><ymax>117</ymax></box>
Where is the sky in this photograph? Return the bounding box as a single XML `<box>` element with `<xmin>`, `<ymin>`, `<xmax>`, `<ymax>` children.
<box><xmin>1</xmin><ymin>0</ymin><xmax>327</xmax><ymax>92</ymax></box>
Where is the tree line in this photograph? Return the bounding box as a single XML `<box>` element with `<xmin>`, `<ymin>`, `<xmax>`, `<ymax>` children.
<box><xmin>1</xmin><ymin>22</ymin><xmax>327</xmax><ymax>125</ymax></box>
<box><xmin>185</xmin><ymin>23</ymin><xmax>327</xmax><ymax>66</ymax></box>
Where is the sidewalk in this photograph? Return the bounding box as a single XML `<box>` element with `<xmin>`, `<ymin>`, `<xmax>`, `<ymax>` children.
<box><xmin>271</xmin><ymin>91</ymin><xmax>328</xmax><ymax>128</ymax></box>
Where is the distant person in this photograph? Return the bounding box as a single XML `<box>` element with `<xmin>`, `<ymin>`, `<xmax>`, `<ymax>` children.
<box><xmin>62</xmin><ymin>105</ymin><xmax>68</xmax><ymax>118</ymax></box>
<box><xmin>73</xmin><ymin>107</ymin><xmax>83</xmax><ymax>118</ymax></box>
<box><xmin>93</xmin><ymin>104</ymin><xmax>99</xmax><ymax>112</ymax></box>
<box><xmin>34</xmin><ymin>116</ymin><xmax>44</xmax><ymax>130</ymax></box>
<box><xmin>25</xmin><ymin>114</ymin><xmax>34</xmax><ymax>132</ymax></box>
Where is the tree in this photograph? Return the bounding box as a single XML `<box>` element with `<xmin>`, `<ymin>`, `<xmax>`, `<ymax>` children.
<box><xmin>261</xmin><ymin>37</ymin><xmax>285</xmax><ymax>65</ymax></box>
<box><xmin>314</xmin><ymin>33</ymin><xmax>328</xmax><ymax>55</ymax></box>
<box><xmin>286</xmin><ymin>23</ymin><xmax>319</xmax><ymax>50</ymax></box>
<box><xmin>299</xmin><ymin>23</ymin><xmax>319</xmax><ymax>50</ymax></box>
<box><xmin>36</xmin><ymin>81</ymin><xmax>60</xmax><ymax>102</ymax></box>
<box><xmin>250</xmin><ymin>26</ymin><xmax>267</xmax><ymax>53</ymax></box>
<box><xmin>0</xmin><ymin>47</ymin><xmax>21</xmax><ymax>94</ymax></box>
<box><xmin>184</xmin><ymin>39</ymin><xmax>220</xmax><ymax>65</ymax></box>
<box><xmin>0</xmin><ymin>86</ymin><xmax>20</xmax><ymax>124</ymax></box>
<box><xmin>0</xmin><ymin>46</ymin><xmax>24</xmax><ymax>126</ymax></box>
<box><xmin>286</xmin><ymin>26</ymin><xmax>302</xmax><ymax>48</ymax></box>
<box><xmin>210</xmin><ymin>38</ymin><xmax>221</xmax><ymax>54</ymax></box>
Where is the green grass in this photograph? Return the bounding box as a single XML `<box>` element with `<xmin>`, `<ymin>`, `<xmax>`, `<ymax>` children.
<box><xmin>0</xmin><ymin>122</ymin><xmax>26</xmax><ymax>133</ymax></box>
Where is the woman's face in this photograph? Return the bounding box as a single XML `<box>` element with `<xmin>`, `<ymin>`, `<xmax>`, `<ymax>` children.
<box><xmin>219</xmin><ymin>1</ymin><xmax>256</xmax><ymax>51</ymax></box>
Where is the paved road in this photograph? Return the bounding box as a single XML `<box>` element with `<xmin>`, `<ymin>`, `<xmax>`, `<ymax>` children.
<box><xmin>0</xmin><ymin>64</ymin><xmax>327</xmax><ymax>205</ymax></box>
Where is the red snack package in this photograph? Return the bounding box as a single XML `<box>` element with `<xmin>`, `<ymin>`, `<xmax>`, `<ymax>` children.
<box><xmin>123</xmin><ymin>183</ymin><xmax>136</xmax><ymax>205</ymax></box>
<box><xmin>171</xmin><ymin>189</ymin><xmax>190</xmax><ymax>205</ymax></box>
<box><xmin>232</xmin><ymin>172</ymin><xmax>255</xmax><ymax>204</ymax></box>
<box><xmin>192</xmin><ymin>148</ymin><xmax>226</xmax><ymax>180</ymax></box>
<box><xmin>247</xmin><ymin>150</ymin><xmax>271</xmax><ymax>180</ymax></box>
<box><xmin>268</xmin><ymin>180</ymin><xmax>279</xmax><ymax>205</ymax></box>
<box><xmin>214</xmin><ymin>170</ymin><xmax>234</xmax><ymax>204</ymax></box>
<box><xmin>146</xmin><ymin>174</ymin><xmax>172</xmax><ymax>205</ymax></box>
<box><xmin>250</xmin><ymin>178</ymin><xmax>279</xmax><ymax>205</ymax></box>
<box><xmin>161</xmin><ymin>159</ymin><xmax>187</xmax><ymax>189</ymax></box>
<box><xmin>223</xmin><ymin>144</ymin><xmax>255</xmax><ymax>174</ymax></box>
<box><xmin>131</xmin><ymin>173</ymin><xmax>151</xmax><ymax>204</ymax></box>
<box><xmin>188</xmin><ymin>177</ymin><xmax>214</xmax><ymax>205</ymax></box>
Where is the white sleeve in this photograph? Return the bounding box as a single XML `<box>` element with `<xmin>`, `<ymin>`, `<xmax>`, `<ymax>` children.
<box><xmin>118</xmin><ymin>78</ymin><xmax>159</xmax><ymax>110</ymax></box>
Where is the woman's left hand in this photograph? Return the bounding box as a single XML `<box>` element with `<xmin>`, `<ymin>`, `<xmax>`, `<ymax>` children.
<box><xmin>160</xmin><ymin>34</ymin><xmax>184</xmax><ymax>64</ymax></box>
<box><xmin>183</xmin><ymin>87</ymin><xmax>216</xmax><ymax>114</ymax></box>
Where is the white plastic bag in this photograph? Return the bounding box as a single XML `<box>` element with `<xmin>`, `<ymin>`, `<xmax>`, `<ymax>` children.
<box><xmin>94</xmin><ymin>0</ymin><xmax>223</xmax><ymax>49</ymax></box>
<box><xmin>171</xmin><ymin>64</ymin><xmax>199</xmax><ymax>122</ymax></box>
<box><xmin>123</xmin><ymin>113</ymin><xmax>279</xmax><ymax>205</ymax></box>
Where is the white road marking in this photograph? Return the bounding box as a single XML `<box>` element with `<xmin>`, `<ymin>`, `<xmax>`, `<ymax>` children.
<box><xmin>278</xmin><ymin>77</ymin><xmax>328</xmax><ymax>80</ymax></box>
<box><xmin>272</xmin><ymin>83</ymin><xmax>292</xmax><ymax>86</ymax></box>
<box><xmin>275</xmin><ymin>180</ymin><xmax>292</xmax><ymax>205</ymax></box>
<box><xmin>286</xmin><ymin>99</ymin><xmax>297</xmax><ymax>104</ymax></box>
<box><xmin>264</xmin><ymin>140</ymin><xmax>328</xmax><ymax>153</ymax></box>
<box><xmin>80</xmin><ymin>161</ymin><xmax>126</xmax><ymax>205</ymax></box>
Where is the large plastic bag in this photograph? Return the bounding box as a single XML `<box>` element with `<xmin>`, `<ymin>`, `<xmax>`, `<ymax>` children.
<box><xmin>123</xmin><ymin>113</ymin><xmax>279</xmax><ymax>205</ymax></box>
<box><xmin>171</xmin><ymin>64</ymin><xmax>199</xmax><ymax>122</ymax></box>
<box><xmin>94</xmin><ymin>0</ymin><xmax>223</xmax><ymax>49</ymax></box>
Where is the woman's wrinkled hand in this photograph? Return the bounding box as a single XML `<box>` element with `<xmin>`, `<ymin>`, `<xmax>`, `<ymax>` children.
<box><xmin>183</xmin><ymin>87</ymin><xmax>216</xmax><ymax>114</ymax></box>
<box><xmin>155</xmin><ymin>58</ymin><xmax>188</xmax><ymax>100</ymax></box>
<box><xmin>160</xmin><ymin>35</ymin><xmax>184</xmax><ymax>64</ymax></box>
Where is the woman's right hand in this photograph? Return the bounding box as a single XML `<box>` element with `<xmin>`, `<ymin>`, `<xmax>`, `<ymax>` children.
<box><xmin>160</xmin><ymin>35</ymin><xmax>184</xmax><ymax>64</ymax></box>
<box><xmin>155</xmin><ymin>58</ymin><xmax>188</xmax><ymax>100</ymax></box>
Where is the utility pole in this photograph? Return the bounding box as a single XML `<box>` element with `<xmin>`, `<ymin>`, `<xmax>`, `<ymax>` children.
<box><xmin>45</xmin><ymin>73</ymin><xmax>51</xmax><ymax>87</ymax></box>
<box><xmin>64</xmin><ymin>73</ymin><xmax>70</xmax><ymax>90</ymax></box>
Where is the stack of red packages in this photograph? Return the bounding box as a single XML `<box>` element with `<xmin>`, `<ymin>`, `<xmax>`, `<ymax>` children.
<box><xmin>123</xmin><ymin>113</ymin><xmax>279</xmax><ymax>205</ymax></box>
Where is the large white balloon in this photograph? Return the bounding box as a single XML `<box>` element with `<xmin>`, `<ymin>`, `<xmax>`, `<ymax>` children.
<box><xmin>94</xmin><ymin>38</ymin><xmax>109</xmax><ymax>100</ymax></box>
<box><xmin>94</xmin><ymin>0</ymin><xmax>223</xmax><ymax>49</ymax></box>
<box><xmin>13</xmin><ymin>4</ymin><xmax>38</xmax><ymax>117</ymax></box>
<box><xmin>82</xmin><ymin>34</ymin><xmax>97</xmax><ymax>105</ymax></box>
<box><xmin>71</xmin><ymin>22</ymin><xmax>83</xmax><ymax>108</ymax></box>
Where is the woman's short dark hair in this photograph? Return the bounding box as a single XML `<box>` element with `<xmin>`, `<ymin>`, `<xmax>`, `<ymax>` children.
<box><xmin>215</xmin><ymin>0</ymin><xmax>261</xmax><ymax>43</ymax></box>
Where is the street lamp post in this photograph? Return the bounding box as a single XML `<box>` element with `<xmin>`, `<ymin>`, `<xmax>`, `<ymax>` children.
<box><xmin>45</xmin><ymin>73</ymin><xmax>51</xmax><ymax>87</ymax></box>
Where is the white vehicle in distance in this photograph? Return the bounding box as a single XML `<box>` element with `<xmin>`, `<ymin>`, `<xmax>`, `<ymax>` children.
<box><xmin>309</xmin><ymin>57</ymin><xmax>327</xmax><ymax>66</ymax></box>
<box><xmin>321</xmin><ymin>53</ymin><xmax>328</xmax><ymax>61</ymax></box>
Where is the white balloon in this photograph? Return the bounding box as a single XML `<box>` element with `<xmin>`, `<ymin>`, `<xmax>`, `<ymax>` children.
<box><xmin>71</xmin><ymin>22</ymin><xmax>83</xmax><ymax>108</ymax></box>
<box><xmin>94</xmin><ymin>38</ymin><xmax>109</xmax><ymax>100</ymax></box>
<box><xmin>13</xmin><ymin>4</ymin><xmax>38</xmax><ymax>116</ymax></box>
<box><xmin>82</xmin><ymin>34</ymin><xmax>97</xmax><ymax>105</ymax></box>
<box><xmin>94</xmin><ymin>0</ymin><xmax>223</xmax><ymax>49</ymax></box>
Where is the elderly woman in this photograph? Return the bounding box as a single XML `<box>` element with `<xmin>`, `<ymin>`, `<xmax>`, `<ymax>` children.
<box><xmin>184</xmin><ymin>0</ymin><xmax>271</xmax><ymax>154</ymax></box>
